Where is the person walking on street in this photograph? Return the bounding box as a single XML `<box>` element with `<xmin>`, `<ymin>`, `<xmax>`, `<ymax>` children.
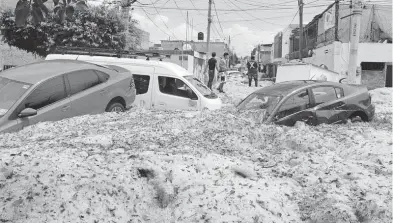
<box><xmin>203</xmin><ymin>52</ymin><xmax>219</xmax><ymax>90</ymax></box>
<box><xmin>247</xmin><ymin>55</ymin><xmax>258</xmax><ymax>87</ymax></box>
<box><xmin>217</xmin><ymin>52</ymin><xmax>229</xmax><ymax>93</ymax></box>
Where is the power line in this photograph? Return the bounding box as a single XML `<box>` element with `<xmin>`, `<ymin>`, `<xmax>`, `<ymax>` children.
<box><xmin>226</xmin><ymin>0</ymin><xmax>285</xmax><ymax>26</ymax></box>
<box><xmin>131</xmin><ymin>3</ymin><xmax>340</xmax><ymax>11</ymax></box>
<box><xmin>173</xmin><ymin>0</ymin><xmax>187</xmax><ymax>25</ymax></box>
<box><xmin>230</xmin><ymin>0</ymin><xmax>297</xmax><ymax>8</ymax></box>
<box><xmin>140</xmin><ymin>7</ymin><xmax>176</xmax><ymax>40</ymax></box>
<box><xmin>213</xmin><ymin>0</ymin><xmax>225</xmax><ymax>39</ymax></box>
<box><xmin>212</xmin><ymin>23</ymin><xmax>225</xmax><ymax>40</ymax></box>
<box><xmin>148</xmin><ymin>0</ymin><xmax>179</xmax><ymax>39</ymax></box>
<box><xmin>282</xmin><ymin>9</ymin><xmax>300</xmax><ymax>34</ymax></box>
<box><xmin>188</xmin><ymin>0</ymin><xmax>205</xmax><ymax>16</ymax></box>
<box><xmin>217</xmin><ymin>12</ymin><xmax>319</xmax><ymax>23</ymax></box>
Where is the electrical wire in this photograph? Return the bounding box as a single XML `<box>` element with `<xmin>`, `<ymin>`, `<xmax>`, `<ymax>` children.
<box><xmin>188</xmin><ymin>0</ymin><xmax>205</xmax><ymax>16</ymax></box>
<box><xmin>131</xmin><ymin>3</ymin><xmax>341</xmax><ymax>11</ymax></box>
<box><xmin>140</xmin><ymin>7</ymin><xmax>177</xmax><ymax>40</ymax></box>
<box><xmin>148</xmin><ymin>0</ymin><xmax>179</xmax><ymax>39</ymax></box>
<box><xmin>212</xmin><ymin>23</ymin><xmax>225</xmax><ymax>40</ymax></box>
<box><xmin>173</xmin><ymin>0</ymin><xmax>187</xmax><ymax>25</ymax></box>
<box><xmin>218</xmin><ymin>12</ymin><xmax>319</xmax><ymax>23</ymax></box>
<box><xmin>282</xmin><ymin>9</ymin><xmax>300</xmax><ymax>34</ymax></box>
<box><xmin>220</xmin><ymin>0</ymin><xmax>269</xmax><ymax>32</ymax></box>
<box><xmin>213</xmin><ymin>0</ymin><xmax>225</xmax><ymax>39</ymax></box>
<box><xmin>226</xmin><ymin>0</ymin><xmax>285</xmax><ymax>26</ymax></box>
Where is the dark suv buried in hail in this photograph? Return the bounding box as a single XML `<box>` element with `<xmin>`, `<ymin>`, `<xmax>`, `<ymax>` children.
<box><xmin>237</xmin><ymin>80</ymin><xmax>375</xmax><ymax>126</ymax></box>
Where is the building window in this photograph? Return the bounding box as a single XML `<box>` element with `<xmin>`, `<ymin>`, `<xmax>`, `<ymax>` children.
<box><xmin>133</xmin><ymin>74</ymin><xmax>150</xmax><ymax>95</ymax></box>
<box><xmin>179</xmin><ymin>56</ymin><xmax>188</xmax><ymax>61</ymax></box>
<box><xmin>158</xmin><ymin>76</ymin><xmax>198</xmax><ymax>99</ymax></box>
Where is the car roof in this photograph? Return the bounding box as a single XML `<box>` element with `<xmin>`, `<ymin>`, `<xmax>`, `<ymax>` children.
<box><xmin>0</xmin><ymin>59</ymin><xmax>110</xmax><ymax>84</ymax></box>
<box><xmin>46</xmin><ymin>54</ymin><xmax>193</xmax><ymax>77</ymax></box>
<box><xmin>255</xmin><ymin>80</ymin><xmax>341</xmax><ymax>96</ymax></box>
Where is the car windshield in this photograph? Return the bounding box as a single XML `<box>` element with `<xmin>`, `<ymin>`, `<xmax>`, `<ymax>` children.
<box><xmin>184</xmin><ymin>75</ymin><xmax>216</xmax><ymax>98</ymax></box>
<box><xmin>237</xmin><ymin>93</ymin><xmax>282</xmax><ymax>122</ymax></box>
<box><xmin>0</xmin><ymin>77</ymin><xmax>32</xmax><ymax>117</ymax></box>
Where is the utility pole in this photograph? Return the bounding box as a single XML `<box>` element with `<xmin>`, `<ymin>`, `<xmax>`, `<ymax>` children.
<box><xmin>186</xmin><ymin>11</ymin><xmax>189</xmax><ymax>44</ymax></box>
<box><xmin>347</xmin><ymin>0</ymin><xmax>362</xmax><ymax>84</ymax></box>
<box><xmin>181</xmin><ymin>41</ymin><xmax>184</xmax><ymax>67</ymax></box>
<box><xmin>298</xmin><ymin>0</ymin><xmax>304</xmax><ymax>61</ymax></box>
<box><xmin>206</xmin><ymin>0</ymin><xmax>213</xmax><ymax>57</ymax></box>
<box><xmin>335</xmin><ymin>0</ymin><xmax>339</xmax><ymax>41</ymax></box>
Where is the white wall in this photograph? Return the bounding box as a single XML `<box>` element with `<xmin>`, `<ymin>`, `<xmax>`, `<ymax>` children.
<box><xmin>358</xmin><ymin>43</ymin><xmax>392</xmax><ymax>64</ymax></box>
<box><xmin>281</xmin><ymin>28</ymin><xmax>294</xmax><ymax>59</ymax></box>
<box><xmin>301</xmin><ymin>41</ymin><xmax>392</xmax><ymax>84</ymax></box>
<box><xmin>303</xmin><ymin>43</ymin><xmax>336</xmax><ymax>72</ymax></box>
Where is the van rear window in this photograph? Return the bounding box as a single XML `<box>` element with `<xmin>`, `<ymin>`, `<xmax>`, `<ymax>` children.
<box><xmin>133</xmin><ymin>74</ymin><xmax>150</xmax><ymax>95</ymax></box>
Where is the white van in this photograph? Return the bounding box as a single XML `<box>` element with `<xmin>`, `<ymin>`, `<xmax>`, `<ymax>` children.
<box><xmin>45</xmin><ymin>54</ymin><xmax>222</xmax><ymax>111</ymax></box>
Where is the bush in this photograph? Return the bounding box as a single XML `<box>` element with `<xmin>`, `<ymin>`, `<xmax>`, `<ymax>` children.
<box><xmin>0</xmin><ymin>5</ymin><xmax>139</xmax><ymax>57</ymax></box>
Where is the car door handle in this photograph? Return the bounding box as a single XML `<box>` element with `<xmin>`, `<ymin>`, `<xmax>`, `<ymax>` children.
<box><xmin>100</xmin><ymin>89</ymin><xmax>108</xmax><ymax>94</ymax></box>
<box><xmin>62</xmin><ymin>105</ymin><xmax>70</xmax><ymax>112</ymax></box>
<box><xmin>158</xmin><ymin>102</ymin><xmax>166</xmax><ymax>106</ymax></box>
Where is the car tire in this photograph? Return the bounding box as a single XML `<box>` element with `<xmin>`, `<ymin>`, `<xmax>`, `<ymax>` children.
<box><xmin>106</xmin><ymin>102</ymin><xmax>125</xmax><ymax>113</ymax></box>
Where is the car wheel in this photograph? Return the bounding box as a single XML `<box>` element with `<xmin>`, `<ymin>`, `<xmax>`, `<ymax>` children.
<box><xmin>106</xmin><ymin>102</ymin><xmax>125</xmax><ymax>113</ymax></box>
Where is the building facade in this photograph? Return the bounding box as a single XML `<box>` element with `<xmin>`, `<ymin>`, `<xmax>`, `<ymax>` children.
<box><xmin>291</xmin><ymin>2</ymin><xmax>392</xmax><ymax>87</ymax></box>
<box><xmin>259</xmin><ymin>44</ymin><xmax>272</xmax><ymax>64</ymax></box>
<box><xmin>272</xmin><ymin>24</ymin><xmax>299</xmax><ymax>64</ymax></box>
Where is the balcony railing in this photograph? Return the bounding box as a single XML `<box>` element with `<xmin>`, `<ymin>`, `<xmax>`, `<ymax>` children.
<box><xmin>288</xmin><ymin>48</ymin><xmax>312</xmax><ymax>60</ymax></box>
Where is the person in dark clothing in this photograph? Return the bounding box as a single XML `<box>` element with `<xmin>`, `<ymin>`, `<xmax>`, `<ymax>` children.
<box><xmin>204</xmin><ymin>52</ymin><xmax>219</xmax><ymax>90</ymax></box>
<box><xmin>247</xmin><ymin>56</ymin><xmax>258</xmax><ymax>87</ymax></box>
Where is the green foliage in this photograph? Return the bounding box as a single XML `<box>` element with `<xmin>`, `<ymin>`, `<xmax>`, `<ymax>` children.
<box><xmin>14</xmin><ymin>0</ymin><xmax>88</xmax><ymax>27</ymax></box>
<box><xmin>0</xmin><ymin>5</ymin><xmax>138</xmax><ymax>57</ymax></box>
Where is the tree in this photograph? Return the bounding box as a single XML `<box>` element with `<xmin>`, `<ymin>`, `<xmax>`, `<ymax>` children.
<box><xmin>1</xmin><ymin>4</ymin><xmax>139</xmax><ymax>56</ymax></box>
<box><xmin>14</xmin><ymin>0</ymin><xmax>88</xmax><ymax>27</ymax></box>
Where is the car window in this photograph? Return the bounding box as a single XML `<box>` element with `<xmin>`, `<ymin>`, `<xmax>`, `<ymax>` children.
<box><xmin>312</xmin><ymin>86</ymin><xmax>338</xmax><ymax>105</ymax></box>
<box><xmin>24</xmin><ymin>76</ymin><xmax>66</xmax><ymax>110</ymax></box>
<box><xmin>94</xmin><ymin>70</ymin><xmax>110</xmax><ymax>82</ymax></box>
<box><xmin>158</xmin><ymin>76</ymin><xmax>198</xmax><ymax>100</ymax></box>
<box><xmin>0</xmin><ymin>77</ymin><xmax>32</xmax><ymax>117</ymax></box>
<box><xmin>66</xmin><ymin>70</ymin><xmax>102</xmax><ymax>95</ymax></box>
<box><xmin>133</xmin><ymin>74</ymin><xmax>150</xmax><ymax>95</ymax></box>
<box><xmin>276</xmin><ymin>90</ymin><xmax>310</xmax><ymax>119</ymax></box>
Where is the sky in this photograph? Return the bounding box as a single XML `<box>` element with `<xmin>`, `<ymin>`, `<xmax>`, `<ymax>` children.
<box><xmin>91</xmin><ymin>0</ymin><xmax>333</xmax><ymax>56</ymax></box>
<box><xmin>2</xmin><ymin>0</ymin><xmax>391</xmax><ymax>56</ymax></box>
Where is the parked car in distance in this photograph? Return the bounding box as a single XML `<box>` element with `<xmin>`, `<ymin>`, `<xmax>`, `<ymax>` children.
<box><xmin>237</xmin><ymin>80</ymin><xmax>375</xmax><ymax>126</ymax></box>
<box><xmin>0</xmin><ymin>60</ymin><xmax>136</xmax><ymax>133</ymax></box>
<box><xmin>226</xmin><ymin>70</ymin><xmax>243</xmax><ymax>77</ymax></box>
<box><xmin>46</xmin><ymin>54</ymin><xmax>222</xmax><ymax>111</ymax></box>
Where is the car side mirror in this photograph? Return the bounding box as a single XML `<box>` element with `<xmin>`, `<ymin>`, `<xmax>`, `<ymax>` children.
<box><xmin>18</xmin><ymin>108</ymin><xmax>37</xmax><ymax>118</ymax></box>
